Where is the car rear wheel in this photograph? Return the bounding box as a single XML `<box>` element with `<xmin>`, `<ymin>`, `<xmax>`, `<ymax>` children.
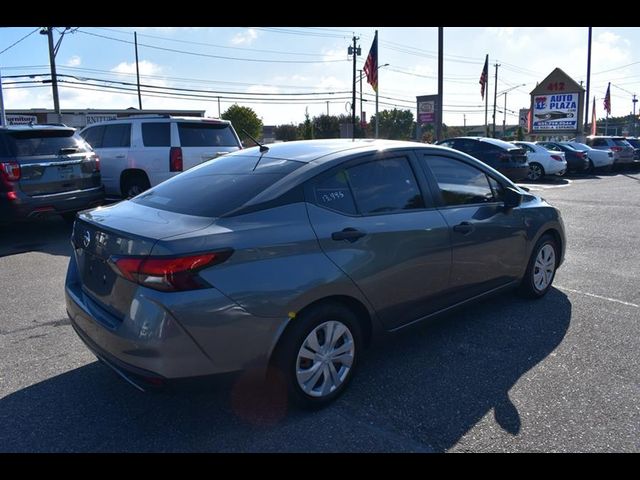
<box><xmin>527</xmin><ymin>162</ymin><xmax>545</xmax><ymax>181</ymax></box>
<box><xmin>121</xmin><ymin>172</ymin><xmax>150</xmax><ymax>199</ymax></box>
<box><xmin>518</xmin><ymin>234</ymin><xmax>558</xmax><ymax>299</ymax></box>
<box><xmin>271</xmin><ymin>302</ymin><xmax>362</xmax><ymax>409</ymax></box>
<box><xmin>588</xmin><ymin>160</ymin><xmax>595</xmax><ymax>174</ymax></box>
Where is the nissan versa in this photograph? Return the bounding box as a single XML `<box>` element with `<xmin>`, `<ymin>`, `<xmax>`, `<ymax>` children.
<box><xmin>65</xmin><ymin>139</ymin><xmax>566</xmax><ymax>408</ymax></box>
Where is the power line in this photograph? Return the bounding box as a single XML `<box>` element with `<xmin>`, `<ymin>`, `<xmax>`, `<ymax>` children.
<box><xmin>75</xmin><ymin>30</ymin><xmax>347</xmax><ymax>64</ymax></box>
<box><xmin>0</xmin><ymin>28</ymin><xmax>40</xmax><ymax>55</ymax></box>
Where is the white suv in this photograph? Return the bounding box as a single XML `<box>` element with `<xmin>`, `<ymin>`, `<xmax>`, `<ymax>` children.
<box><xmin>79</xmin><ymin>115</ymin><xmax>242</xmax><ymax>197</ymax></box>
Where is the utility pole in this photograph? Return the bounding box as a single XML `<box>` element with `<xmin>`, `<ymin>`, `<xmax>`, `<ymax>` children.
<box><xmin>463</xmin><ymin>114</ymin><xmax>466</xmax><ymax>135</ymax></box>
<box><xmin>326</xmin><ymin>100</ymin><xmax>329</xmax><ymax>116</ymax></box>
<box><xmin>348</xmin><ymin>36</ymin><xmax>361</xmax><ymax>140</ymax></box>
<box><xmin>134</xmin><ymin>31</ymin><xmax>142</xmax><ymax>110</ymax></box>
<box><xmin>0</xmin><ymin>68</ymin><xmax>6</xmax><ymax>126</ymax></box>
<box><xmin>503</xmin><ymin>92</ymin><xmax>507</xmax><ymax>137</ymax></box>
<box><xmin>633</xmin><ymin>94</ymin><xmax>637</xmax><ymax>137</ymax></box>
<box><xmin>436</xmin><ymin>27</ymin><xmax>443</xmax><ymax>142</ymax></box>
<box><xmin>584</xmin><ymin>27</ymin><xmax>592</xmax><ymax>140</ymax></box>
<box><xmin>42</xmin><ymin>27</ymin><xmax>61</xmax><ymax>123</ymax></box>
<box><xmin>492</xmin><ymin>63</ymin><xmax>500</xmax><ymax>137</ymax></box>
<box><xmin>217</xmin><ymin>97</ymin><xmax>221</xmax><ymax>117</ymax></box>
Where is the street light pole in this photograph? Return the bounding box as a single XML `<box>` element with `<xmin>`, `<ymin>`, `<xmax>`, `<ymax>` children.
<box><xmin>503</xmin><ymin>92</ymin><xmax>507</xmax><ymax>137</ymax></box>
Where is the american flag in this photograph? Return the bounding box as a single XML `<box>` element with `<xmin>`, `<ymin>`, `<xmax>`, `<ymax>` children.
<box><xmin>479</xmin><ymin>55</ymin><xmax>488</xmax><ymax>100</ymax></box>
<box><xmin>603</xmin><ymin>82</ymin><xmax>611</xmax><ymax>115</ymax></box>
<box><xmin>364</xmin><ymin>32</ymin><xmax>378</xmax><ymax>92</ymax></box>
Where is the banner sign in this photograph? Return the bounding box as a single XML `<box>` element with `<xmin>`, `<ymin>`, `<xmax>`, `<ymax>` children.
<box><xmin>532</xmin><ymin>93</ymin><xmax>578</xmax><ymax>131</ymax></box>
<box><xmin>416</xmin><ymin>95</ymin><xmax>438</xmax><ymax>124</ymax></box>
<box><xmin>86</xmin><ymin>114</ymin><xmax>118</xmax><ymax>125</ymax></box>
<box><xmin>7</xmin><ymin>115</ymin><xmax>37</xmax><ymax>125</ymax></box>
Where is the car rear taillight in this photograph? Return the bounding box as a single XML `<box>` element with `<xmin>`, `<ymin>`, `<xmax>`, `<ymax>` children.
<box><xmin>0</xmin><ymin>162</ymin><xmax>21</xmax><ymax>181</ymax></box>
<box><xmin>94</xmin><ymin>155</ymin><xmax>100</xmax><ymax>171</ymax></box>
<box><xmin>550</xmin><ymin>155</ymin><xmax>563</xmax><ymax>162</ymax></box>
<box><xmin>111</xmin><ymin>250</ymin><xmax>233</xmax><ymax>292</ymax></box>
<box><xmin>170</xmin><ymin>147</ymin><xmax>183</xmax><ymax>172</ymax></box>
<box><xmin>611</xmin><ymin>146</ymin><xmax>623</xmax><ymax>152</ymax></box>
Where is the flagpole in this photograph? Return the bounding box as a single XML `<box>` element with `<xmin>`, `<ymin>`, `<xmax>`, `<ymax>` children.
<box><xmin>0</xmin><ymin>68</ymin><xmax>6</xmax><ymax>126</ymax></box>
<box><xmin>375</xmin><ymin>30</ymin><xmax>379</xmax><ymax>139</ymax></box>
<box><xmin>485</xmin><ymin>55</ymin><xmax>489</xmax><ymax>137</ymax></box>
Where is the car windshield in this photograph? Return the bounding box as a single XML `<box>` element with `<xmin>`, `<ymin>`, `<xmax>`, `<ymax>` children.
<box><xmin>4</xmin><ymin>130</ymin><xmax>90</xmax><ymax>157</ymax></box>
<box><xmin>567</xmin><ymin>142</ymin><xmax>589</xmax><ymax>150</ymax></box>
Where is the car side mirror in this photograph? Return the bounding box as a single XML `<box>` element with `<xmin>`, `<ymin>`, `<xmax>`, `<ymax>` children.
<box><xmin>503</xmin><ymin>186</ymin><xmax>523</xmax><ymax>209</ymax></box>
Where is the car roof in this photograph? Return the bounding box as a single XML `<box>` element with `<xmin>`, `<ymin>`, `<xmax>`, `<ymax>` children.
<box><xmin>443</xmin><ymin>136</ymin><xmax>519</xmax><ymax>149</ymax></box>
<box><xmin>230</xmin><ymin>138</ymin><xmax>433</xmax><ymax>164</ymax></box>
<box><xmin>80</xmin><ymin>116</ymin><xmax>231</xmax><ymax>128</ymax></box>
<box><xmin>0</xmin><ymin>124</ymin><xmax>75</xmax><ymax>133</ymax></box>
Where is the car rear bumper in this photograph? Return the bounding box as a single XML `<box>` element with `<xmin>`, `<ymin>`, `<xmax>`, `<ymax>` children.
<box><xmin>65</xmin><ymin>254</ymin><xmax>288</xmax><ymax>383</ymax></box>
<box><xmin>0</xmin><ymin>186</ymin><xmax>104</xmax><ymax>221</ymax></box>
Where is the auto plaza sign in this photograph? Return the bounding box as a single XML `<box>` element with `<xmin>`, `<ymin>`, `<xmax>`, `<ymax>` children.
<box><xmin>532</xmin><ymin>93</ymin><xmax>579</xmax><ymax>131</ymax></box>
<box><xmin>528</xmin><ymin>67</ymin><xmax>584</xmax><ymax>136</ymax></box>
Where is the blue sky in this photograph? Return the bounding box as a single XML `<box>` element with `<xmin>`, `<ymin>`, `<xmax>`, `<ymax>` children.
<box><xmin>1</xmin><ymin>27</ymin><xmax>639</xmax><ymax>127</ymax></box>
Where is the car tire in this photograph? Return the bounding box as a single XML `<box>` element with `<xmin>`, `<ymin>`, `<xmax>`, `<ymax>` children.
<box><xmin>527</xmin><ymin>162</ymin><xmax>545</xmax><ymax>181</ymax></box>
<box><xmin>271</xmin><ymin>302</ymin><xmax>363</xmax><ymax>410</ymax></box>
<box><xmin>121</xmin><ymin>173</ymin><xmax>150</xmax><ymax>199</ymax></box>
<box><xmin>588</xmin><ymin>160</ymin><xmax>595</xmax><ymax>174</ymax></box>
<box><xmin>518</xmin><ymin>234</ymin><xmax>558</xmax><ymax>299</ymax></box>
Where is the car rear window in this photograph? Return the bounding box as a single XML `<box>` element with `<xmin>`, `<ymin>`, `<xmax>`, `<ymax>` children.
<box><xmin>132</xmin><ymin>155</ymin><xmax>303</xmax><ymax>217</ymax></box>
<box><xmin>4</xmin><ymin>130</ymin><xmax>91</xmax><ymax>157</ymax></box>
<box><xmin>613</xmin><ymin>139</ymin><xmax>631</xmax><ymax>147</ymax></box>
<box><xmin>177</xmin><ymin>122</ymin><xmax>239</xmax><ymax>147</ymax></box>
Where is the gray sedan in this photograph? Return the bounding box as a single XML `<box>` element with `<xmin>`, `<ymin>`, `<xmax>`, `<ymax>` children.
<box><xmin>65</xmin><ymin>139</ymin><xmax>566</xmax><ymax>408</ymax></box>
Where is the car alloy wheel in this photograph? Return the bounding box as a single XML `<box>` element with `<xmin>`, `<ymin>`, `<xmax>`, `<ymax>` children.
<box><xmin>528</xmin><ymin>163</ymin><xmax>544</xmax><ymax>181</ymax></box>
<box><xmin>533</xmin><ymin>244</ymin><xmax>556</xmax><ymax>292</ymax></box>
<box><xmin>295</xmin><ymin>320</ymin><xmax>355</xmax><ymax>398</ymax></box>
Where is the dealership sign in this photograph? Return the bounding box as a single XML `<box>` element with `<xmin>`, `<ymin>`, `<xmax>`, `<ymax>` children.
<box><xmin>532</xmin><ymin>92</ymin><xmax>579</xmax><ymax>131</ymax></box>
<box><xmin>416</xmin><ymin>94</ymin><xmax>438</xmax><ymax>124</ymax></box>
<box><xmin>86</xmin><ymin>114</ymin><xmax>117</xmax><ymax>124</ymax></box>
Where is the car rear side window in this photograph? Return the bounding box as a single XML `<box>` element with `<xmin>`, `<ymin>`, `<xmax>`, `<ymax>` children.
<box><xmin>80</xmin><ymin>125</ymin><xmax>104</xmax><ymax>149</ymax></box>
<box><xmin>423</xmin><ymin>156</ymin><xmax>496</xmax><ymax>206</ymax></box>
<box><xmin>142</xmin><ymin>122</ymin><xmax>170</xmax><ymax>147</ymax></box>
<box><xmin>346</xmin><ymin>158</ymin><xmax>425</xmax><ymax>215</ymax></box>
<box><xmin>4</xmin><ymin>130</ymin><xmax>91</xmax><ymax>157</ymax></box>
<box><xmin>102</xmin><ymin>124</ymin><xmax>131</xmax><ymax>148</ymax></box>
<box><xmin>177</xmin><ymin>123</ymin><xmax>239</xmax><ymax>147</ymax></box>
<box><xmin>312</xmin><ymin>170</ymin><xmax>357</xmax><ymax>215</ymax></box>
<box><xmin>590</xmin><ymin>138</ymin><xmax>607</xmax><ymax>147</ymax></box>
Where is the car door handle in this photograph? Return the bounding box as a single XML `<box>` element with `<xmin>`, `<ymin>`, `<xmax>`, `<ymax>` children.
<box><xmin>115</xmin><ymin>155</ymin><xmax>126</xmax><ymax>159</ymax></box>
<box><xmin>331</xmin><ymin>228</ymin><xmax>366</xmax><ymax>243</ymax></box>
<box><xmin>452</xmin><ymin>222</ymin><xmax>475</xmax><ymax>235</ymax></box>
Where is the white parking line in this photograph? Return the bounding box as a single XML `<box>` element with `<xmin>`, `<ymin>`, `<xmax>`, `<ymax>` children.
<box><xmin>556</xmin><ymin>285</ymin><xmax>639</xmax><ymax>308</ymax></box>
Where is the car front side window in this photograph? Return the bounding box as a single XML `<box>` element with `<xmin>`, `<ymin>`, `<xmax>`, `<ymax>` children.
<box><xmin>422</xmin><ymin>155</ymin><xmax>496</xmax><ymax>206</ymax></box>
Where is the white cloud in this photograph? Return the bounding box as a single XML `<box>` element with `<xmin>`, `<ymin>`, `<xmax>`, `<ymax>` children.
<box><xmin>66</xmin><ymin>55</ymin><xmax>81</xmax><ymax>67</ymax></box>
<box><xmin>231</xmin><ymin>28</ymin><xmax>258</xmax><ymax>46</ymax></box>
<box><xmin>111</xmin><ymin>60</ymin><xmax>163</xmax><ymax>76</ymax></box>
<box><xmin>322</xmin><ymin>48</ymin><xmax>346</xmax><ymax>62</ymax></box>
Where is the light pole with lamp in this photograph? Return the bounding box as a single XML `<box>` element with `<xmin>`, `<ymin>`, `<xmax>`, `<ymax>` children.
<box><xmin>498</xmin><ymin>83</ymin><xmax>526</xmax><ymax>138</ymax></box>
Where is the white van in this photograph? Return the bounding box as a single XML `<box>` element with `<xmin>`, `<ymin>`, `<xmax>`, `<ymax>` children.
<box><xmin>79</xmin><ymin>115</ymin><xmax>242</xmax><ymax>197</ymax></box>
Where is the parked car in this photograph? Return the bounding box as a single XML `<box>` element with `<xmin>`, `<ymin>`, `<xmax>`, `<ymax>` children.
<box><xmin>79</xmin><ymin>115</ymin><xmax>242</xmax><ymax>198</ymax></box>
<box><xmin>622</xmin><ymin>137</ymin><xmax>640</xmax><ymax>161</ymax></box>
<box><xmin>0</xmin><ymin>124</ymin><xmax>103</xmax><ymax>224</ymax></box>
<box><xmin>65</xmin><ymin>139</ymin><xmax>566</xmax><ymax>408</ymax></box>
<box><xmin>535</xmin><ymin>141</ymin><xmax>590</xmax><ymax>173</ymax></box>
<box><xmin>435</xmin><ymin>137</ymin><xmax>529</xmax><ymax>182</ymax></box>
<box><xmin>585</xmin><ymin>136</ymin><xmax>635</xmax><ymax>167</ymax></box>
<box><xmin>511</xmin><ymin>141</ymin><xmax>567</xmax><ymax>181</ymax></box>
<box><xmin>561</xmin><ymin>141</ymin><xmax>614</xmax><ymax>173</ymax></box>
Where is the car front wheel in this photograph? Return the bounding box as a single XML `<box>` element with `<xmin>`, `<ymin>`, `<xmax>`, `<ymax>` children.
<box><xmin>519</xmin><ymin>234</ymin><xmax>558</xmax><ymax>299</ymax></box>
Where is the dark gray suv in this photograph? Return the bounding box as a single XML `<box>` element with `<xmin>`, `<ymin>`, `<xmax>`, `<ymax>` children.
<box><xmin>0</xmin><ymin>125</ymin><xmax>103</xmax><ymax>223</ymax></box>
<box><xmin>65</xmin><ymin>139</ymin><xmax>565</xmax><ymax>408</ymax></box>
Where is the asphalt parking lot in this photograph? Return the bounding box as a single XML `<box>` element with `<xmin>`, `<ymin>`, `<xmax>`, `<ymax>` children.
<box><xmin>1</xmin><ymin>169</ymin><xmax>639</xmax><ymax>452</ymax></box>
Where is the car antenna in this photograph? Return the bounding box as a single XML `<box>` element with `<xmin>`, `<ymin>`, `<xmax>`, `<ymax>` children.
<box><xmin>242</xmin><ymin>129</ymin><xmax>269</xmax><ymax>153</ymax></box>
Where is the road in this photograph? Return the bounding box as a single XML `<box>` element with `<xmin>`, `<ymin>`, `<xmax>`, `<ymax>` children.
<box><xmin>1</xmin><ymin>170</ymin><xmax>638</xmax><ymax>452</ymax></box>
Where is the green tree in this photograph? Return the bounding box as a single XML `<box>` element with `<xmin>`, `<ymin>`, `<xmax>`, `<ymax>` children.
<box><xmin>369</xmin><ymin>109</ymin><xmax>414</xmax><ymax>140</ymax></box>
<box><xmin>299</xmin><ymin>109</ymin><xmax>313</xmax><ymax>140</ymax></box>
<box><xmin>221</xmin><ymin>104</ymin><xmax>263</xmax><ymax>146</ymax></box>
<box><xmin>516</xmin><ymin>126</ymin><xmax>525</xmax><ymax>140</ymax></box>
<box><xmin>312</xmin><ymin>114</ymin><xmax>341</xmax><ymax>138</ymax></box>
<box><xmin>275</xmin><ymin>124</ymin><xmax>299</xmax><ymax>141</ymax></box>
